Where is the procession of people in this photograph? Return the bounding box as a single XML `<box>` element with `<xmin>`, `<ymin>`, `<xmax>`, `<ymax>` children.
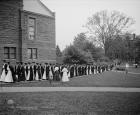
<box><xmin>0</xmin><ymin>60</ymin><xmax>114</xmax><ymax>84</ymax></box>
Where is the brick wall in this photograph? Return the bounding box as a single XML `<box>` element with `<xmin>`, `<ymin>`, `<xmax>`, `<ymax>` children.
<box><xmin>0</xmin><ymin>0</ymin><xmax>23</xmax><ymax>72</ymax></box>
<box><xmin>0</xmin><ymin>0</ymin><xmax>56</xmax><ymax>74</ymax></box>
<box><xmin>21</xmin><ymin>11</ymin><xmax>56</xmax><ymax>64</ymax></box>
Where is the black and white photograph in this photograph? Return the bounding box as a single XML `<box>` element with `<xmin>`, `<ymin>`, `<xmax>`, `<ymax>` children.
<box><xmin>0</xmin><ymin>0</ymin><xmax>140</xmax><ymax>114</ymax></box>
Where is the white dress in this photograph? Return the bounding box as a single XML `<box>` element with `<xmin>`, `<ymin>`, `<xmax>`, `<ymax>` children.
<box><xmin>74</xmin><ymin>68</ymin><xmax>76</xmax><ymax>77</ymax></box>
<box><xmin>42</xmin><ymin>66</ymin><xmax>46</xmax><ymax>80</ymax></box>
<box><xmin>26</xmin><ymin>66</ymin><xmax>30</xmax><ymax>81</ymax></box>
<box><xmin>89</xmin><ymin>66</ymin><xmax>92</xmax><ymax>75</ymax></box>
<box><xmin>24</xmin><ymin>66</ymin><xmax>27</xmax><ymax>80</ymax></box>
<box><xmin>62</xmin><ymin>68</ymin><xmax>69</xmax><ymax>82</ymax></box>
<box><xmin>4</xmin><ymin>65</ymin><xmax>13</xmax><ymax>83</ymax></box>
<box><xmin>0</xmin><ymin>65</ymin><xmax>6</xmax><ymax>82</ymax></box>
<box><xmin>86</xmin><ymin>67</ymin><xmax>88</xmax><ymax>75</ymax></box>
<box><xmin>68</xmin><ymin>71</ymin><xmax>70</xmax><ymax>78</ymax></box>
<box><xmin>35</xmin><ymin>66</ymin><xmax>39</xmax><ymax>81</ymax></box>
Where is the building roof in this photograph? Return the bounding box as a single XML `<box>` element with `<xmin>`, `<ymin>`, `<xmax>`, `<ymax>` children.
<box><xmin>23</xmin><ymin>0</ymin><xmax>55</xmax><ymax>17</ymax></box>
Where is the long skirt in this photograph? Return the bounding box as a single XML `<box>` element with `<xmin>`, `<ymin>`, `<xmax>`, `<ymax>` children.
<box><xmin>26</xmin><ymin>71</ymin><xmax>30</xmax><ymax>81</ymax></box>
<box><xmin>35</xmin><ymin>71</ymin><xmax>39</xmax><ymax>80</ymax></box>
<box><xmin>25</xmin><ymin>71</ymin><xmax>27</xmax><ymax>80</ymax></box>
<box><xmin>68</xmin><ymin>71</ymin><xmax>70</xmax><ymax>78</ymax></box>
<box><xmin>62</xmin><ymin>72</ymin><xmax>69</xmax><ymax>82</ymax></box>
<box><xmin>89</xmin><ymin>69</ymin><xmax>92</xmax><ymax>75</ymax></box>
<box><xmin>4</xmin><ymin>70</ymin><xmax>13</xmax><ymax>83</ymax></box>
<box><xmin>74</xmin><ymin>70</ymin><xmax>76</xmax><ymax>77</ymax></box>
<box><xmin>49</xmin><ymin>71</ymin><xmax>53</xmax><ymax>80</ymax></box>
<box><xmin>42</xmin><ymin>70</ymin><xmax>46</xmax><ymax>80</ymax></box>
<box><xmin>0</xmin><ymin>69</ymin><xmax>6</xmax><ymax>82</ymax></box>
<box><xmin>86</xmin><ymin>69</ymin><xmax>88</xmax><ymax>75</ymax></box>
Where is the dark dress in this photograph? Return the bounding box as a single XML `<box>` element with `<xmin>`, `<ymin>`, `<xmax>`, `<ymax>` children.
<box><xmin>20</xmin><ymin>65</ymin><xmax>26</xmax><ymax>81</ymax></box>
<box><xmin>29</xmin><ymin>66</ymin><xmax>33</xmax><ymax>81</ymax></box>
<box><xmin>38</xmin><ymin>65</ymin><xmax>42</xmax><ymax>80</ymax></box>
<box><xmin>54</xmin><ymin>70</ymin><xmax>60</xmax><ymax>81</ymax></box>
<box><xmin>16</xmin><ymin>65</ymin><xmax>21</xmax><ymax>81</ymax></box>
<box><xmin>70</xmin><ymin>66</ymin><xmax>74</xmax><ymax>78</ymax></box>
<box><xmin>46</xmin><ymin>65</ymin><xmax>50</xmax><ymax>80</ymax></box>
<box><xmin>9</xmin><ymin>65</ymin><xmax>16</xmax><ymax>82</ymax></box>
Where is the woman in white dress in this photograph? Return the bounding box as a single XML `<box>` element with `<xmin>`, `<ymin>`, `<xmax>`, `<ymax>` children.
<box><xmin>4</xmin><ymin>64</ymin><xmax>13</xmax><ymax>83</ymax></box>
<box><xmin>68</xmin><ymin>71</ymin><xmax>70</xmax><ymax>78</ymax></box>
<box><xmin>0</xmin><ymin>64</ymin><xmax>6</xmax><ymax>82</ymax></box>
<box><xmin>86</xmin><ymin>65</ymin><xmax>88</xmax><ymax>75</ymax></box>
<box><xmin>42</xmin><ymin>64</ymin><xmax>47</xmax><ymax>80</ymax></box>
<box><xmin>89</xmin><ymin>66</ymin><xmax>92</xmax><ymax>75</ymax></box>
<box><xmin>49</xmin><ymin>66</ymin><xmax>53</xmax><ymax>84</ymax></box>
<box><xmin>35</xmin><ymin>65</ymin><xmax>39</xmax><ymax>81</ymax></box>
<box><xmin>62</xmin><ymin>66</ymin><xmax>69</xmax><ymax>82</ymax></box>
<box><xmin>24</xmin><ymin>64</ymin><xmax>27</xmax><ymax>80</ymax></box>
<box><xmin>26</xmin><ymin>64</ymin><xmax>31</xmax><ymax>81</ymax></box>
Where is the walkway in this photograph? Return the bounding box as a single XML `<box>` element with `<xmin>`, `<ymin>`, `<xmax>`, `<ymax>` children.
<box><xmin>1</xmin><ymin>87</ymin><xmax>140</xmax><ymax>93</ymax></box>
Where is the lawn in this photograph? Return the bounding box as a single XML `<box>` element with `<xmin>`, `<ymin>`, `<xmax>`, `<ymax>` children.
<box><xmin>1</xmin><ymin>70</ymin><xmax>140</xmax><ymax>87</ymax></box>
<box><xmin>128</xmin><ymin>67</ymin><xmax>140</xmax><ymax>73</ymax></box>
<box><xmin>0</xmin><ymin>92</ymin><xmax>140</xmax><ymax>115</ymax></box>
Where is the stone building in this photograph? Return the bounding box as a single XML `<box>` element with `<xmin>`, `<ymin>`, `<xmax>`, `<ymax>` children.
<box><xmin>0</xmin><ymin>0</ymin><xmax>56</xmax><ymax>69</ymax></box>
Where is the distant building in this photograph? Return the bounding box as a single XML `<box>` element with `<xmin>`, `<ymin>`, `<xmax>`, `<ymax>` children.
<box><xmin>0</xmin><ymin>0</ymin><xmax>56</xmax><ymax>68</ymax></box>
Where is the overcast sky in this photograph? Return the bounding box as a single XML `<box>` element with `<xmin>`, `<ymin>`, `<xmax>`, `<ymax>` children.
<box><xmin>41</xmin><ymin>0</ymin><xmax>140</xmax><ymax>50</ymax></box>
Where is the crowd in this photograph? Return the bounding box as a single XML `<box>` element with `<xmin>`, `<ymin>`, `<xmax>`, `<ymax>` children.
<box><xmin>0</xmin><ymin>60</ymin><xmax>114</xmax><ymax>83</ymax></box>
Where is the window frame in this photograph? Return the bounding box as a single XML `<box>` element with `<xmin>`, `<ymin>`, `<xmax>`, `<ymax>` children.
<box><xmin>32</xmin><ymin>48</ymin><xmax>37</xmax><ymax>59</ymax></box>
<box><xmin>27</xmin><ymin>48</ymin><xmax>37</xmax><ymax>60</ymax></box>
<box><xmin>4</xmin><ymin>47</ymin><xmax>16</xmax><ymax>59</ymax></box>
<box><xmin>10</xmin><ymin>47</ymin><xmax>16</xmax><ymax>59</ymax></box>
<box><xmin>28</xmin><ymin>17</ymin><xmax>36</xmax><ymax>40</ymax></box>
<box><xmin>27</xmin><ymin>48</ymin><xmax>32</xmax><ymax>59</ymax></box>
<box><xmin>4</xmin><ymin>47</ymin><xmax>10</xmax><ymax>59</ymax></box>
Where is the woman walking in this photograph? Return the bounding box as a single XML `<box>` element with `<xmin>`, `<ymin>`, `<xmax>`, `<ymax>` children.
<box><xmin>4</xmin><ymin>62</ymin><xmax>13</xmax><ymax>83</ymax></box>
<box><xmin>62</xmin><ymin>66</ymin><xmax>69</xmax><ymax>83</ymax></box>
<box><xmin>0</xmin><ymin>60</ymin><xmax>7</xmax><ymax>82</ymax></box>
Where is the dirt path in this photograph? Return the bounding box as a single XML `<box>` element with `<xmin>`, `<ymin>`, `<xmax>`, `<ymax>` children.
<box><xmin>1</xmin><ymin>87</ymin><xmax>140</xmax><ymax>93</ymax></box>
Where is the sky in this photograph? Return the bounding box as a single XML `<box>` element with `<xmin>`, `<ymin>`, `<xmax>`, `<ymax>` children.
<box><xmin>41</xmin><ymin>0</ymin><xmax>140</xmax><ymax>50</ymax></box>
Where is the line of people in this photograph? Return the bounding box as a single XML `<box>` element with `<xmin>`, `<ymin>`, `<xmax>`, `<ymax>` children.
<box><xmin>0</xmin><ymin>60</ymin><xmax>114</xmax><ymax>83</ymax></box>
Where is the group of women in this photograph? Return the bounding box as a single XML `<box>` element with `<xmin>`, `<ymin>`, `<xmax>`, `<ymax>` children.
<box><xmin>0</xmin><ymin>60</ymin><xmax>114</xmax><ymax>84</ymax></box>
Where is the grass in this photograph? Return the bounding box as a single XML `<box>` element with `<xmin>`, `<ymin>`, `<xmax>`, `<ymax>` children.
<box><xmin>1</xmin><ymin>70</ymin><xmax>140</xmax><ymax>87</ymax></box>
<box><xmin>0</xmin><ymin>92</ymin><xmax>140</xmax><ymax>115</ymax></box>
<box><xmin>0</xmin><ymin>67</ymin><xmax>140</xmax><ymax>115</ymax></box>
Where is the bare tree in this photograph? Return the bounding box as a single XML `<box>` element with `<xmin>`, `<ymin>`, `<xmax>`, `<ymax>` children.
<box><xmin>85</xmin><ymin>10</ymin><xmax>135</xmax><ymax>56</ymax></box>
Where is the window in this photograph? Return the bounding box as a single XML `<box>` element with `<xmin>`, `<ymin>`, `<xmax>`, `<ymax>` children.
<box><xmin>4</xmin><ymin>47</ymin><xmax>16</xmax><ymax>59</ymax></box>
<box><xmin>10</xmin><ymin>47</ymin><xmax>16</xmax><ymax>59</ymax></box>
<box><xmin>27</xmin><ymin>48</ymin><xmax>32</xmax><ymax>59</ymax></box>
<box><xmin>32</xmin><ymin>48</ymin><xmax>37</xmax><ymax>59</ymax></box>
<box><xmin>28</xmin><ymin>17</ymin><xmax>35</xmax><ymax>40</ymax></box>
<box><xmin>27</xmin><ymin>48</ymin><xmax>37</xmax><ymax>59</ymax></box>
<box><xmin>4</xmin><ymin>47</ymin><xmax>9</xmax><ymax>59</ymax></box>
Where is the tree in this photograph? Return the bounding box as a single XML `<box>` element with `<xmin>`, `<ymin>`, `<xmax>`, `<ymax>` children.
<box><xmin>134</xmin><ymin>36</ymin><xmax>140</xmax><ymax>63</ymax></box>
<box><xmin>73</xmin><ymin>32</ymin><xmax>104</xmax><ymax>60</ymax></box>
<box><xmin>63</xmin><ymin>45</ymin><xmax>93</xmax><ymax>64</ymax></box>
<box><xmin>56</xmin><ymin>45</ymin><xmax>63</xmax><ymax>64</ymax></box>
<box><xmin>56</xmin><ymin>45</ymin><xmax>62</xmax><ymax>57</ymax></box>
<box><xmin>85</xmin><ymin>10</ymin><xmax>135</xmax><ymax>56</ymax></box>
<box><xmin>73</xmin><ymin>32</ymin><xmax>87</xmax><ymax>49</ymax></box>
<box><xmin>63</xmin><ymin>45</ymin><xmax>82</xmax><ymax>64</ymax></box>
